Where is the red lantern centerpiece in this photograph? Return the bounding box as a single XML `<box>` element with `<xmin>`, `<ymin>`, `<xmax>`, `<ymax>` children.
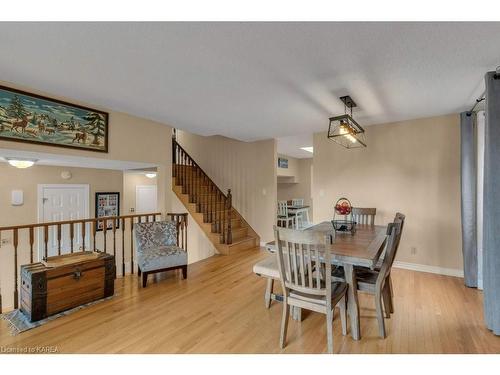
<box><xmin>332</xmin><ymin>197</ymin><xmax>356</xmax><ymax>234</ymax></box>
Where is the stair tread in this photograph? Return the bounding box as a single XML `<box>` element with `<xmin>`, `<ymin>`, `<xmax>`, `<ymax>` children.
<box><xmin>228</xmin><ymin>236</ymin><xmax>257</xmax><ymax>246</ymax></box>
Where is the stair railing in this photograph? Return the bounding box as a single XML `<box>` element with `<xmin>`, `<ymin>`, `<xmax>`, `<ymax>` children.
<box><xmin>0</xmin><ymin>211</ymin><xmax>191</xmax><ymax>314</ymax></box>
<box><xmin>172</xmin><ymin>137</ymin><xmax>233</xmax><ymax>245</ymax></box>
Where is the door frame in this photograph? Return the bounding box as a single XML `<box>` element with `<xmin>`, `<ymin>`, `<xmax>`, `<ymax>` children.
<box><xmin>37</xmin><ymin>184</ymin><xmax>90</xmax><ymax>257</ymax></box>
<box><xmin>135</xmin><ymin>185</ymin><xmax>158</xmax><ymax>214</ymax></box>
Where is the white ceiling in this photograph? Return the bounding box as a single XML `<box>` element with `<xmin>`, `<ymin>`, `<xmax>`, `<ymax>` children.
<box><xmin>0</xmin><ymin>22</ymin><xmax>499</xmax><ymax>141</ymax></box>
<box><xmin>277</xmin><ymin>134</ymin><xmax>313</xmax><ymax>159</ymax></box>
<box><xmin>0</xmin><ymin>148</ymin><xmax>157</xmax><ymax>170</ymax></box>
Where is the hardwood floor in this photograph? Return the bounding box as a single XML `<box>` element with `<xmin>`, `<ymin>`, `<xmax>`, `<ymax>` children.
<box><xmin>1</xmin><ymin>247</ymin><xmax>499</xmax><ymax>354</ymax></box>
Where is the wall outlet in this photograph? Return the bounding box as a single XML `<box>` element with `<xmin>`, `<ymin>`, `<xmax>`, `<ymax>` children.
<box><xmin>411</xmin><ymin>246</ymin><xmax>417</xmax><ymax>255</ymax></box>
<box><xmin>1</xmin><ymin>238</ymin><xmax>11</xmax><ymax>247</ymax></box>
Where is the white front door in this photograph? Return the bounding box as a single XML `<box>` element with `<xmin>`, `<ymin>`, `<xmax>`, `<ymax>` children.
<box><xmin>38</xmin><ymin>184</ymin><xmax>90</xmax><ymax>257</ymax></box>
<box><xmin>136</xmin><ymin>185</ymin><xmax>157</xmax><ymax>214</ymax></box>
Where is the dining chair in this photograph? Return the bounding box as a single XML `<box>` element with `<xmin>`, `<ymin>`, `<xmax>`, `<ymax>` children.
<box><xmin>277</xmin><ymin>200</ymin><xmax>295</xmax><ymax>228</ymax></box>
<box><xmin>331</xmin><ymin>213</ymin><xmax>405</xmax><ymax>338</ymax></box>
<box><xmin>352</xmin><ymin>207</ymin><xmax>377</xmax><ymax>226</ymax></box>
<box><xmin>274</xmin><ymin>226</ymin><xmax>348</xmax><ymax>353</ymax></box>
<box><xmin>291</xmin><ymin>198</ymin><xmax>308</xmax><ymax>228</ymax></box>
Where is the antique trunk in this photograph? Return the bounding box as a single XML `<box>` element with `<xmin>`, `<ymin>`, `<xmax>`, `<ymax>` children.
<box><xmin>20</xmin><ymin>251</ymin><xmax>115</xmax><ymax>322</ymax></box>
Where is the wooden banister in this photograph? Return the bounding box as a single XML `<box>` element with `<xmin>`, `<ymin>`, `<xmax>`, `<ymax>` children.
<box><xmin>0</xmin><ymin>211</ymin><xmax>164</xmax><ymax>313</ymax></box>
<box><xmin>172</xmin><ymin>139</ymin><xmax>234</xmax><ymax>247</ymax></box>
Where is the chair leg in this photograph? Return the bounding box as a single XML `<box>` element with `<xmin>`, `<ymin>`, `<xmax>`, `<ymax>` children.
<box><xmin>279</xmin><ymin>299</ymin><xmax>290</xmax><ymax>349</ymax></box>
<box><xmin>375</xmin><ymin>291</ymin><xmax>386</xmax><ymax>338</ymax></box>
<box><xmin>265</xmin><ymin>278</ymin><xmax>274</xmax><ymax>309</ymax></box>
<box><xmin>339</xmin><ymin>294</ymin><xmax>348</xmax><ymax>336</ymax></box>
<box><xmin>326</xmin><ymin>309</ymin><xmax>334</xmax><ymax>354</ymax></box>
<box><xmin>142</xmin><ymin>272</ymin><xmax>148</xmax><ymax>288</ymax></box>
<box><xmin>387</xmin><ymin>277</ymin><xmax>395</xmax><ymax>313</ymax></box>
<box><xmin>138</xmin><ymin>267</ymin><xmax>141</xmax><ymax>276</ymax></box>
<box><xmin>382</xmin><ymin>285</ymin><xmax>391</xmax><ymax>319</ymax></box>
<box><xmin>182</xmin><ymin>265</ymin><xmax>188</xmax><ymax>279</ymax></box>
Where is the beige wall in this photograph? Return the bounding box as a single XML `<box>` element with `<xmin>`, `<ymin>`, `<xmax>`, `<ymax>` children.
<box><xmin>0</xmin><ymin>163</ymin><xmax>123</xmax><ymax>227</ymax></box>
<box><xmin>177</xmin><ymin>130</ymin><xmax>277</xmax><ymax>242</ymax></box>
<box><xmin>277</xmin><ymin>157</ymin><xmax>313</xmax><ymax>218</ymax></box>
<box><xmin>277</xmin><ymin>153</ymin><xmax>299</xmax><ymax>177</ymax></box>
<box><xmin>171</xmin><ymin>194</ymin><xmax>217</xmax><ymax>263</ymax></box>
<box><xmin>123</xmin><ymin>172</ymin><xmax>158</xmax><ymax>215</ymax></box>
<box><xmin>0</xmin><ymin>80</ymin><xmax>173</xmax><ymax>215</ymax></box>
<box><xmin>313</xmin><ymin>114</ymin><xmax>462</xmax><ymax>270</ymax></box>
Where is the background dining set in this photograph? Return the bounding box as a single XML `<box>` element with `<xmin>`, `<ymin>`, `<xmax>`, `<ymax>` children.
<box><xmin>277</xmin><ymin>198</ymin><xmax>311</xmax><ymax>229</ymax></box>
<box><xmin>254</xmin><ymin>207</ymin><xmax>406</xmax><ymax>353</ymax></box>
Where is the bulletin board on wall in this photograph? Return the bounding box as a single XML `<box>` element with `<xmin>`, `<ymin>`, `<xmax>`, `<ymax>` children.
<box><xmin>95</xmin><ymin>192</ymin><xmax>120</xmax><ymax>231</ymax></box>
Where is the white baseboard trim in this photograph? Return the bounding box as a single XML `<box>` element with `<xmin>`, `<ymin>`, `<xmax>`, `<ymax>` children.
<box><xmin>393</xmin><ymin>261</ymin><xmax>464</xmax><ymax>278</ymax></box>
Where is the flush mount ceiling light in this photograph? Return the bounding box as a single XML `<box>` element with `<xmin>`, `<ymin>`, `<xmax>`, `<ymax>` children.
<box><xmin>328</xmin><ymin>96</ymin><xmax>367</xmax><ymax>149</ymax></box>
<box><xmin>5</xmin><ymin>157</ymin><xmax>38</xmax><ymax>169</ymax></box>
<box><xmin>145</xmin><ymin>172</ymin><xmax>157</xmax><ymax>179</ymax></box>
<box><xmin>300</xmin><ymin>146</ymin><xmax>314</xmax><ymax>153</ymax></box>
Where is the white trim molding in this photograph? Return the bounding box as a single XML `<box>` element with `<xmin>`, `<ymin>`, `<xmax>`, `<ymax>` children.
<box><xmin>393</xmin><ymin>261</ymin><xmax>464</xmax><ymax>278</ymax></box>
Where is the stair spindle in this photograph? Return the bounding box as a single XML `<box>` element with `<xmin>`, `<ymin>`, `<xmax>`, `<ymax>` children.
<box><xmin>70</xmin><ymin>223</ymin><xmax>74</xmax><ymax>253</ymax></box>
<box><xmin>29</xmin><ymin>227</ymin><xmax>34</xmax><ymax>263</ymax></box>
<box><xmin>227</xmin><ymin>189</ymin><xmax>232</xmax><ymax>245</ymax></box>
<box><xmin>121</xmin><ymin>218</ymin><xmax>125</xmax><ymax>277</ymax></box>
<box><xmin>44</xmin><ymin>225</ymin><xmax>49</xmax><ymax>259</ymax></box>
<box><xmin>103</xmin><ymin>219</ymin><xmax>107</xmax><ymax>253</ymax></box>
<box><xmin>112</xmin><ymin>218</ymin><xmax>116</xmax><ymax>257</ymax></box>
<box><xmin>57</xmin><ymin>224</ymin><xmax>62</xmax><ymax>255</ymax></box>
<box><xmin>13</xmin><ymin>228</ymin><xmax>19</xmax><ymax>309</ymax></box>
<box><xmin>130</xmin><ymin>217</ymin><xmax>134</xmax><ymax>274</ymax></box>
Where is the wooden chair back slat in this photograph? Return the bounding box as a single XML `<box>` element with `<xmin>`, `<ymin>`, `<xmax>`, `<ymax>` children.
<box><xmin>277</xmin><ymin>201</ymin><xmax>289</xmax><ymax>217</ymax></box>
<box><xmin>376</xmin><ymin>213</ymin><xmax>406</xmax><ymax>289</ymax></box>
<box><xmin>274</xmin><ymin>226</ymin><xmax>332</xmax><ymax>299</ymax></box>
<box><xmin>352</xmin><ymin>207</ymin><xmax>377</xmax><ymax>226</ymax></box>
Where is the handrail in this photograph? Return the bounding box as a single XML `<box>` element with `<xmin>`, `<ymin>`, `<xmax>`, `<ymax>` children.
<box><xmin>0</xmin><ymin>212</ymin><xmax>162</xmax><ymax>232</ymax></box>
<box><xmin>172</xmin><ymin>138</ymin><xmax>233</xmax><ymax>246</ymax></box>
<box><xmin>0</xmin><ymin>211</ymin><xmax>188</xmax><ymax>314</ymax></box>
<box><xmin>173</xmin><ymin>139</ymin><xmax>228</xmax><ymax>199</ymax></box>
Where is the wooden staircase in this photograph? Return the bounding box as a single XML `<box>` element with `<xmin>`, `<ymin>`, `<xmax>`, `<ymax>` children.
<box><xmin>172</xmin><ymin>138</ymin><xmax>260</xmax><ymax>255</ymax></box>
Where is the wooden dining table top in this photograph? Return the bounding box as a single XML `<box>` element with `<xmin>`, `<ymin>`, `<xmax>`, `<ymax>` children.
<box><xmin>267</xmin><ymin>222</ymin><xmax>387</xmax><ymax>268</ymax></box>
<box><xmin>286</xmin><ymin>205</ymin><xmax>310</xmax><ymax>209</ymax></box>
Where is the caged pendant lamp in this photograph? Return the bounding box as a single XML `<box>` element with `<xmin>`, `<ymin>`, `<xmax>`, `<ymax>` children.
<box><xmin>327</xmin><ymin>95</ymin><xmax>367</xmax><ymax>149</ymax></box>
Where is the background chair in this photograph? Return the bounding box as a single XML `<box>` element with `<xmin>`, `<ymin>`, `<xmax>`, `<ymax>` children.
<box><xmin>277</xmin><ymin>200</ymin><xmax>295</xmax><ymax>228</ymax></box>
<box><xmin>134</xmin><ymin>220</ymin><xmax>188</xmax><ymax>287</ymax></box>
<box><xmin>352</xmin><ymin>207</ymin><xmax>377</xmax><ymax>226</ymax></box>
<box><xmin>332</xmin><ymin>213</ymin><xmax>405</xmax><ymax>338</ymax></box>
<box><xmin>291</xmin><ymin>198</ymin><xmax>309</xmax><ymax>228</ymax></box>
<box><xmin>274</xmin><ymin>226</ymin><xmax>348</xmax><ymax>354</ymax></box>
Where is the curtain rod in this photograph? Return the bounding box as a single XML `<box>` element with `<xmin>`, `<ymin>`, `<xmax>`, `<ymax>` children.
<box><xmin>468</xmin><ymin>65</ymin><xmax>500</xmax><ymax>114</ymax></box>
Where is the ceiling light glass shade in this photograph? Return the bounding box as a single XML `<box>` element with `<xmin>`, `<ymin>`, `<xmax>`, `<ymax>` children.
<box><xmin>145</xmin><ymin>172</ymin><xmax>157</xmax><ymax>179</ymax></box>
<box><xmin>6</xmin><ymin>158</ymin><xmax>37</xmax><ymax>168</ymax></box>
<box><xmin>327</xmin><ymin>114</ymin><xmax>367</xmax><ymax>149</ymax></box>
<box><xmin>300</xmin><ymin>146</ymin><xmax>314</xmax><ymax>153</ymax></box>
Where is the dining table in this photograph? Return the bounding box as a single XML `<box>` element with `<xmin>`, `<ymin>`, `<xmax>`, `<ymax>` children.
<box><xmin>266</xmin><ymin>221</ymin><xmax>387</xmax><ymax>340</ymax></box>
<box><xmin>286</xmin><ymin>204</ymin><xmax>310</xmax><ymax>229</ymax></box>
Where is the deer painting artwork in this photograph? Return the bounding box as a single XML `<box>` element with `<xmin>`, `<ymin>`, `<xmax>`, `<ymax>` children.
<box><xmin>0</xmin><ymin>85</ymin><xmax>108</xmax><ymax>152</ymax></box>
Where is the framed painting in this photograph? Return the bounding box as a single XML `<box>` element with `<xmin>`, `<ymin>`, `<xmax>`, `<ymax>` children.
<box><xmin>95</xmin><ymin>192</ymin><xmax>120</xmax><ymax>231</ymax></box>
<box><xmin>0</xmin><ymin>84</ymin><xmax>108</xmax><ymax>152</ymax></box>
<box><xmin>278</xmin><ymin>157</ymin><xmax>288</xmax><ymax>168</ymax></box>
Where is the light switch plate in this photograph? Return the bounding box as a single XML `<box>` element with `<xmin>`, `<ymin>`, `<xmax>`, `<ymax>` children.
<box><xmin>11</xmin><ymin>190</ymin><xmax>23</xmax><ymax>206</ymax></box>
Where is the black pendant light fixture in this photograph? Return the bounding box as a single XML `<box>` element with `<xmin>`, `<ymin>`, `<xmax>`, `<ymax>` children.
<box><xmin>327</xmin><ymin>95</ymin><xmax>367</xmax><ymax>148</ymax></box>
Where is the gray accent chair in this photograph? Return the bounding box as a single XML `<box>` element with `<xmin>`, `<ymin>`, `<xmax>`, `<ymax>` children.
<box><xmin>134</xmin><ymin>220</ymin><xmax>188</xmax><ymax>287</ymax></box>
